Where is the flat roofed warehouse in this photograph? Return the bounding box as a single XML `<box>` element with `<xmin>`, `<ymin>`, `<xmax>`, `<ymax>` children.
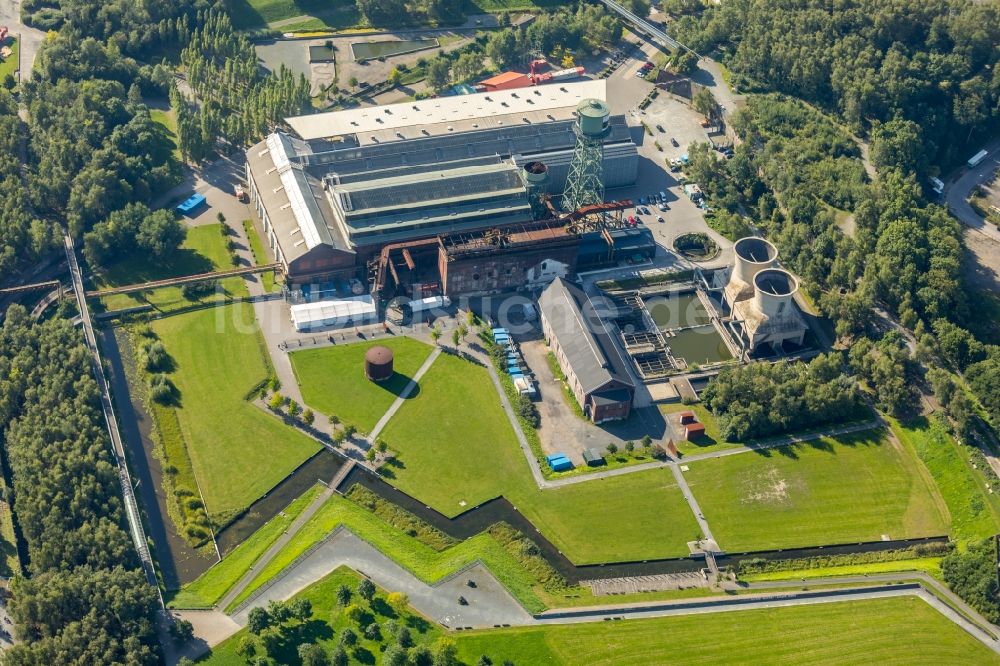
<box><xmin>245</xmin><ymin>81</ymin><xmax>638</xmax><ymax>286</ymax></box>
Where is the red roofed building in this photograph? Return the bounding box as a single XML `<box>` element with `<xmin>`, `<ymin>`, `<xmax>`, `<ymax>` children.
<box><xmin>479</xmin><ymin>71</ymin><xmax>531</xmax><ymax>92</ymax></box>
<box><xmin>0</xmin><ymin>27</ymin><xmax>9</xmax><ymax>43</ymax></box>
<box><xmin>678</xmin><ymin>410</ymin><xmax>696</xmax><ymax>424</ymax></box>
<box><xmin>683</xmin><ymin>422</ymin><xmax>706</xmax><ymax>441</ymax></box>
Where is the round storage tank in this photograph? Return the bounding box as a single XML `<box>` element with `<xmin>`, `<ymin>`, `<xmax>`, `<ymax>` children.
<box><xmin>365</xmin><ymin>345</ymin><xmax>394</xmax><ymax>382</ymax></box>
<box><xmin>576</xmin><ymin>98</ymin><xmax>611</xmax><ymax>138</ymax></box>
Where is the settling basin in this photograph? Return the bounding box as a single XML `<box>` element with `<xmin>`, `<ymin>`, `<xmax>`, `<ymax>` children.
<box><xmin>352</xmin><ymin>39</ymin><xmax>438</xmax><ymax>60</ymax></box>
<box><xmin>644</xmin><ymin>291</ymin><xmax>711</xmax><ymax>329</ymax></box>
<box><xmin>667</xmin><ymin>325</ymin><xmax>733</xmax><ymax>365</ymax></box>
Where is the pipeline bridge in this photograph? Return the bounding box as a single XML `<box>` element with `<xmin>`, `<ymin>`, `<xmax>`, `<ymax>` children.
<box><xmin>595</xmin><ymin>0</ymin><xmax>699</xmax><ymax>57</ymax></box>
<box><xmin>62</xmin><ymin>233</ymin><xmax>163</xmax><ymax>607</ymax></box>
<box><xmin>86</xmin><ymin>262</ymin><xmax>281</xmax><ymax>298</ymax></box>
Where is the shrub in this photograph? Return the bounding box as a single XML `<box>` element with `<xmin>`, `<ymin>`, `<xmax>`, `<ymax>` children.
<box><xmin>149</xmin><ymin>373</ymin><xmax>175</xmax><ymax>404</ymax></box>
<box><xmin>144</xmin><ymin>341</ymin><xmax>169</xmax><ymax>371</ymax></box>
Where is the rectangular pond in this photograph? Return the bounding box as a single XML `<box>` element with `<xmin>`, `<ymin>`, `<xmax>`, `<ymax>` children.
<box><xmin>351</xmin><ymin>38</ymin><xmax>439</xmax><ymax>60</ymax></box>
<box><xmin>644</xmin><ymin>291</ymin><xmax>712</xmax><ymax>329</ymax></box>
<box><xmin>667</xmin><ymin>325</ymin><xmax>733</xmax><ymax>366</ymax></box>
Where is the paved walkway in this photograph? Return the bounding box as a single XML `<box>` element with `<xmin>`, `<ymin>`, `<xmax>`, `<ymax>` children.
<box><xmin>216</xmin><ymin>470</ymin><xmax>343</xmax><ymax>611</ymax></box>
<box><xmin>669</xmin><ymin>463</ymin><xmax>715</xmax><ymax>547</ymax></box>
<box><xmin>366</xmin><ymin>346</ymin><xmax>442</xmax><ymax>444</ymax></box>
<box><xmin>230</xmin><ymin>528</ymin><xmax>532</xmax><ymax>629</ymax></box>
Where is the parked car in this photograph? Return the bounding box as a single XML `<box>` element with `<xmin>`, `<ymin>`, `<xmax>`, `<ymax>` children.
<box><xmin>656</xmin><ymin>215</ymin><xmax>665</xmax><ymax>223</ymax></box>
<box><xmin>670</xmin><ymin>137</ymin><xmax>679</xmax><ymax>147</ymax></box>
<box><xmin>656</xmin><ymin>124</ymin><xmax>665</xmax><ymax>133</ymax></box>
<box><xmin>639</xmin><ymin>196</ymin><xmax>648</xmax><ymax>205</ymax></box>
<box><xmin>657</xmin><ymin>203</ymin><xmax>667</xmax><ymax>211</ymax></box>
<box><xmin>659</xmin><ymin>190</ymin><xmax>667</xmax><ymax>202</ymax></box>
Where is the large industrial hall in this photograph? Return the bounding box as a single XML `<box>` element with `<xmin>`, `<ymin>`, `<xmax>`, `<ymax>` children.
<box><xmin>245</xmin><ymin>80</ymin><xmax>643</xmax><ymax>297</ymax></box>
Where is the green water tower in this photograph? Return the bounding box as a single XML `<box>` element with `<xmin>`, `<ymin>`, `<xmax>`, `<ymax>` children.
<box><xmin>563</xmin><ymin>99</ymin><xmax>611</xmax><ymax>211</ymax></box>
<box><xmin>575</xmin><ymin>99</ymin><xmax>612</xmax><ymax>139</ymax></box>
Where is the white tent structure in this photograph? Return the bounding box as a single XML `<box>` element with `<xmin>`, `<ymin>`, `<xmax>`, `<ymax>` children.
<box><xmin>290</xmin><ymin>295</ymin><xmax>378</xmax><ymax>332</ymax></box>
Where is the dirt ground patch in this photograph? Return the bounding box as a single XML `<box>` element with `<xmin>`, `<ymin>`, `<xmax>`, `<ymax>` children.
<box><xmin>963</xmin><ymin>228</ymin><xmax>1000</xmax><ymax>293</ymax></box>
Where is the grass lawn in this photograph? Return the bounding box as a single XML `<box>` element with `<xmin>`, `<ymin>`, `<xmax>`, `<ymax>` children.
<box><xmin>379</xmin><ymin>353</ymin><xmax>700</xmax><ymax>562</ymax></box>
<box><xmin>224</xmin><ymin>0</ymin><xmax>361</xmax><ymax>29</ymax></box>
<box><xmin>291</xmin><ymin>337</ymin><xmax>434</xmax><ymax>433</ymax></box>
<box><xmin>684</xmin><ymin>429</ymin><xmax>950</xmax><ymax>552</ymax></box>
<box><xmin>95</xmin><ymin>223</ymin><xmax>248</xmax><ymax>313</ymax></box>
<box><xmin>229</xmin><ymin>493</ymin><xmax>547</xmax><ymax>613</ymax></box>
<box><xmin>241</xmin><ymin>219</ymin><xmax>279</xmax><ymax>293</ymax></box>
<box><xmin>890</xmin><ymin>415</ymin><xmax>1000</xmax><ymax>543</ymax></box>
<box><xmin>660</xmin><ymin>401</ymin><xmax>743</xmax><ymax>456</ymax></box>
<box><xmin>453</xmin><ymin>596</ymin><xmax>999</xmax><ymax>665</ymax></box>
<box><xmin>741</xmin><ymin>557</ymin><xmax>944</xmax><ymax>582</ymax></box>
<box><xmin>0</xmin><ymin>37</ymin><xmax>19</xmax><ymax>82</ymax></box>
<box><xmin>167</xmin><ymin>484</ymin><xmax>321</xmax><ymax>607</ymax></box>
<box><xmin>153</xmin><ymin>303</ymin><xmax>319</xmax><ymax>525</ymax></box>
<box><xmin>149</xmin><ymin>107</ymin><xmax>181</xmax><ymax>163</ymax></box>
<box><xmin>200</xmin><ymin>567</ymin><xmax>442</xmax><ymax>665</ymax></box>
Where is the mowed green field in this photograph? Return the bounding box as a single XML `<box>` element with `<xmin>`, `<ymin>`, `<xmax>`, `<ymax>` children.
<box><xmin>378</xmin><ymin>352</ymin><xmax>700</xmax><ymax>562</ymax></box>
<box><xmin>891</xmin><ymin>416</ymin><xmax>1000</xmax><ymax>543</ymax></box>
<box><xmin>684</xmin><ymin>429</ymin><xmax>950</xmax><ymax>551</ymax></box>
<box><xmin>96</xmin><ymin>223</ymin><xmax>248</xmax><ymax>312</ymax></box>
<box><xmin>453</xmin><ymin>597</ymin><xmax>998</xmax><ymax>665</ymax></box>
<box><xmin>290</xmin><ymin>337</ymin><xmax>434</xmax><ymax>432</ymax></box>
<box><xmin>224</xmin><ymin>0</ymin><xmax>361</xmax><ymax>29</ymax></box>
<box><xmin>153</xmin><ymin>303</ymin><xmax>319</xmax><ymax>523</ymax></box>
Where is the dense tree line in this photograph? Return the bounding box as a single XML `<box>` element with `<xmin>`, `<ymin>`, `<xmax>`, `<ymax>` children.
<box><xmin>847</xmin><ymin>332</ymin><xmax>919</xmax><ymax>417</ymax></box>
<box><xmin>28</xmin><ymin>80</ymin><xmax>180</xmax><ymax>236</ymax></box>
<box><xmin>0</xmin><ymin>91</ymin><xmax>60</xmax><ymax>279</ymax></box>
<box><xmin>942</xmin><ymin>538</ymin><xmax>1000</xmax><ymax>623</ymax></box>
<box><xmin>83</xmin><ymin>202</ymin><xmax>186</xmax><ymax>267</ymax></box>
<box><xmin>674</xmin><ymin>0</ymin><xmax>1000</xmax><ymax>171</ymax></box>
<box><xmin>176</xmin><ymin>9</ymin><xmax>311</xmax><ymax>161</ymax></box>
<box><xmin>21</xmin><ymin>0</ymin><xmax>205</xmax><ymax>57</ymax></box>
<box><xmin>701</xmin><ymin>353</ymin><xmax>863</xmax><ymax>441</ymax></box>
<box><xmin>0</xmin><ymin>308</ymin><xmax>159</xmax><ymax>664</ymax></box>
<box><xmin>689</xmin><ymin>95</ymin><xmax>966</xmax><ymax>341</ymax></box>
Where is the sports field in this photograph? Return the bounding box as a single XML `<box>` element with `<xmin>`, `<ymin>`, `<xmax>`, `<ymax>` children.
<box><xmin>453</xmin><ymin>596</ymin><xmax>998</xmax><ymax>665</ymax></box>
<box><xmin>378</xmin><ymin>353</ymin><xmax>700</xmax><ymax>562</ymax></box>
<box><xmin>96</xmin><ymin>223</ymin><xmax>248</xmax><ymax>312</ymax></box>
<box><xmin>684</xmin><ymin>429</ymin><xmax>951</xmax><ymax>552</ymax></box>
<box><xmin>290</xmin><ymin>337</ymin><xmax>434</xmax><ymax>432</ymax></box>
<box><xmin>153</xmin><ymin>303</ymin><xmax>318</xmax><ymax>524</ymax></box>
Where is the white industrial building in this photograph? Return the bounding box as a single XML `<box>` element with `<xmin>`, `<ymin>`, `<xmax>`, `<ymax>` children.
<box><xmin>245</xmin><ymin>80</ymin><xmax>638</xmax><ymax>285</ymax></box>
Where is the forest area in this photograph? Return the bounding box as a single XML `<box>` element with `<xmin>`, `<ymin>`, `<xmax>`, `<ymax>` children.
<box><xmin>672</xmin><ymin>0</ymin><xmax>1000</xmax><ymax>621</ymax></box>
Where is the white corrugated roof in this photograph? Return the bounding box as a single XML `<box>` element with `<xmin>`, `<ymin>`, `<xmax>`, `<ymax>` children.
<box><xmin>286</xmin><ymin>80</ymin><xmax>606</xmax><ymax>141</ymax></box>
<box><xmin>290</xmin><ymin>296</ymin><xmax>377</xmax><ymax>329</ymax></box>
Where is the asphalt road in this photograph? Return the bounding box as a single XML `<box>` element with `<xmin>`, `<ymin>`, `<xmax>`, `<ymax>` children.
<box><xmin>945</xmin><ymin>138</ymin><xmax>1000</xmax><ymax>244</ymax></box>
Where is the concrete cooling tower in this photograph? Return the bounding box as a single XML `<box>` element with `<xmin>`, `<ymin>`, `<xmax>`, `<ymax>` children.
<box><xmin>724</xmin><ymin>236</ymin><xmax>778</xmax><ymax>306</ymax></box>
<box><xmin>731</xmin><ymin>268</ymin><xmax>807</xmax><ymax>352</ymax></box>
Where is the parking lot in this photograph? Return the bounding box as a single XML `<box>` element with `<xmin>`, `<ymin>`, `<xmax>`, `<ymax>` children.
<box><xmin>520</xmin><ymin>339</ymin><xmax>668</xmax><ymax>466</ymax></box>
